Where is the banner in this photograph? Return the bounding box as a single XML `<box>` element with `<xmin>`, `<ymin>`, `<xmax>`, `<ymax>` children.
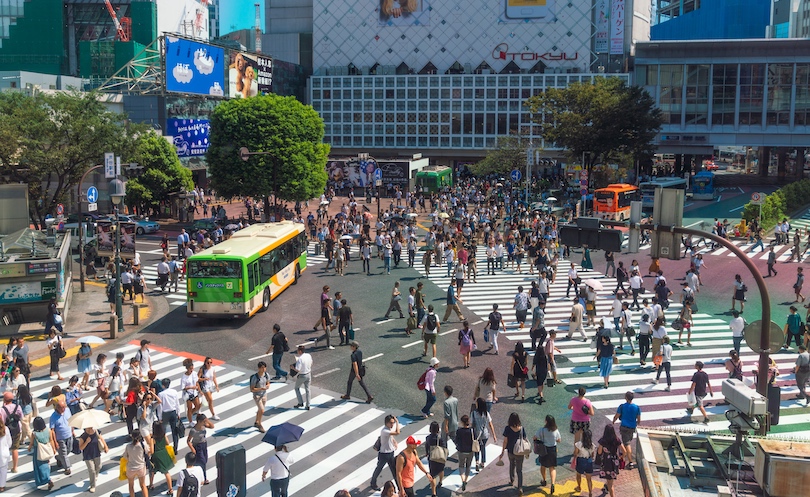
<box><xmin>609</xmin><ymin>0</ymin><xmax>625</xmax><ymax>55</ymax></box>
<box><xmin>326</xmin><ymin>159</ymin><xmax>377</xmax><ymax>188</ymax></box>
<box><xmin>166</xmin><ymin>118</ymin><xmax>211</xmax><ymax>158</ymax></box>
<box><xmin>595</xmin><ymin>0</ymin><xmax>609</xmax><ymax>53</ymax></box>
<box><xmin>165</xmin><ymin>37</ymin><xmax>225</xmax><ymax>96</ymax></box>
<box><xmin>96</xmin><ymin>222</ymin><xmax>136</xmax><ymax>259</ymax></box>
<box><xmin>0</xmin><ymin>280</ymin><xmax>56</xmax><ymax>304</ymax></box>
<box><xmin>228</xmin><ymin>51</ymin><xmax>273</xmax><ymax>98</ymax></box>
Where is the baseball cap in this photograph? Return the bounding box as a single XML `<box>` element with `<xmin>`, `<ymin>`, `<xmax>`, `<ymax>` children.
<box><xmin>406</xmin><ymin>436</ymin><xmax>422</xmax><ymax>446</ymax></box>
<box><xmin>429</xmin><ymin>357</ymin><xmax>440</xmax><ymax>366</ymax></box>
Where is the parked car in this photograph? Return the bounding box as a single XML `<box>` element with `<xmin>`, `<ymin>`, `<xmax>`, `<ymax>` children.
<box><xmin>103</xmin><ymin>214</ymin><xmax>160</xmax><ymax>234</ymax></box>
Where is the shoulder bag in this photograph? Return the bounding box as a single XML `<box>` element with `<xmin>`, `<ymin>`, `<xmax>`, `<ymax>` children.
<box><xmin>36</xmin><ymin>437</ymin><xmax>55</xmax><ymax>461</ymax></box>
<box><xmin>429</xmin><ymin>443</ymin><xmax>449</xmax><ymax>464</ymax></box>
<box><xmin>513</xmin><ymin>427</ymin><xmax>532</xmax><ymax>458</ymax></box>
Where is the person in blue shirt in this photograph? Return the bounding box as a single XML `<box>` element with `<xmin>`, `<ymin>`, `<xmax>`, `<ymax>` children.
<box><xmin>49</xmin><ymin>399</ymin><xmax>74</xmax><ymax>475</ymax></box>
<box><xmin>443</xmin><ymin>280</ymin><xmax>465</xmax><ymax>323</ymax></box>
<box><xmin>612</xmin><ymin>391</ymin><xmax>641</xmax><ymax>470</ymax></box>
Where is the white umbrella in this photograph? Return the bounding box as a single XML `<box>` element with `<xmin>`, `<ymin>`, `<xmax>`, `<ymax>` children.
<box><xmin>320</xmin><ymin>200</ymin><xmax>330</xmax><ymax>206</ymax></box>
<box><xmin>69</xmin><ymin>409</ymin><xmax>111</xmax><ymax>429</ymax></box>
<box><xmin>340</xmin><ymin>235</ymin><xmax>353</xmax><ymax>240</ymax></box>
<box><xmin>546</xmin><ymin>196</ymin><xmax>558</xmax><ymax>203</ymax></box>
<box><xmin>583</xmin><ymin>279</ymin><xmax>603</xmax><ymax>291</ymax></box>
<box><xmin>438</xmin><ymin>213</ymin><xmax>450</xmax><ymax>219</ymax></box>
<box><xmin>406</xmin><ymin>213</ymin><xmax>418</xmax><ymax>218</ymax></box>
<box><xmin>76</xmin><ymin>335</ymin><xmax>105</xmax><ymax>345</ymax></box>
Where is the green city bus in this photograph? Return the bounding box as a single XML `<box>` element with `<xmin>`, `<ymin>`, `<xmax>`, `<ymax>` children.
<box><xmin>186</xmin><ymin>221</ymin><xmax>307</xmax><ymax>318</ymax></box>
<box><xmin>416</xmin><ymin>165</ymin><xmax>453</xmax><ymax>193</ymax></box>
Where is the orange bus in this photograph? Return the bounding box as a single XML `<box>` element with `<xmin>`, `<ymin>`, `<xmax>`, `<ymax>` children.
<box><xmin>593</xmin><ymin>183</ymin><xmax>639</xmax><ymax>221</ymax></box>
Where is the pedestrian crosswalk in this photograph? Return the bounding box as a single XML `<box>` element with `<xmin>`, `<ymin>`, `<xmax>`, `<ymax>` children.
<box><xmin>415</xmin><ymin>246</ymin><xmax>810</xmax><ymax>439</ymax></box>
<box><xmin>306</xmin><ymin>241</ymin><xmax>361</xmax><ymax>267</ymax></box>
<box><xmin>8</xmin><ymin>343</ymin><xmax>496</xmax><ymax>496</ymax></box>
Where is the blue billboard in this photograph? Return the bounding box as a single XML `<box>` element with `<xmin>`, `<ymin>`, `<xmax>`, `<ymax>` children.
<box><xmin>165</xmin><ymin>37</ymin><xmax>225</xmax><ymax>96</ymax></box>
<box><xmin>166</xmin><ymin>118</ymin><xmax>211</xmax><ymax>158</ymax></box>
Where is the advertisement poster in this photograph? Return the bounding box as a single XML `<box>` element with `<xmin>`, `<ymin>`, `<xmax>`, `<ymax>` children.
<box><xmin>595</xmin><ymin>0</ymin><xmax>609</xmax><ymax>53</ymax></box>
<box><xmin>96</xmin><ymin>222</ymin><xmax>137</xmax><ymax>259</ymax></box>
<box><xmin>609</xmin><ymin>0</ymin><xmax>625</xmax><ymax>55</ymax></box>
<box><xmin>165</xmin><ymin>37</ymin><xmax>225</xmax><ymax>96</ymax></box>
<box><xmin>166</xmin><ymin>118</ymin><xmax>211</xmax><ymax>158</ymax></box>
<box><xmin>156</xmin><ymin>0</ymin><xmax>210</xmax><ymax>41</ymax></box>
<box><xmin>326</xmin><ymin>159</ymin><xmax>378</xmax><ymax>189</ymax></box>
<box><xmin>378</xmin><ymin>0</ymin><xmax>431</xmax><ymax>26</ymax></box>
<box><xmin>0</xmin><ymin>280</ymin><xmax>56</xmax><ymax>304</ymax></box>
<box><xmin>379</xmin><ymin>161</ymin><xmax>411</xmax><ymax>190</ymax></box>
<box><xmin>228</xmin><ymin>51</ymin><xmax>273</xmax><ymax>98</ymax></box>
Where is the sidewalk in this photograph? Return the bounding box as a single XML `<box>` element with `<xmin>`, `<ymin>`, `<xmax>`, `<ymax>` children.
<box><xmin>22</xmin><ymin>280</ymin><xmax>155</xmax><ymax>373</ymax></box>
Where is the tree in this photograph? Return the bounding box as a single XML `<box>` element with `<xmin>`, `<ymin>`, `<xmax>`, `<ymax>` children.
<box><xmin>0</xmin><ymin>91</ymin><xmax>139</xmax><ymax>228</ymax></box>
<box><xmin>525</xmin><ymin>77</ymin><xmax>662</xmax><ymax>173</ymax></box>
<box><xmin>206</xmin><ymin>95</ymin><xmax>329</xmax><ymax>215</ymax></box>
<box><xmin>125</xmin><ymin>133</ymin><xmax>194</xmax><ymax>217</ymax></box>
<box><xmin>470</xmin><ymin>134</ymin><xmax>533</xmax><ymax>177</ymax></box>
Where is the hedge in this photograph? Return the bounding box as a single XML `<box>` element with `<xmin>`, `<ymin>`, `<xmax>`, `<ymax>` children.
<box><xmin>741</xmin><ymin>179</ymin><xmax>810</xmax><ymax>230</ymax></box>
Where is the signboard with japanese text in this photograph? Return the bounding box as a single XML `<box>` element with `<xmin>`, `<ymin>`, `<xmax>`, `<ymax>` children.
<box><xmin>166</xmin><ymin>118</ymin><xmax>211</xmax><ymax>158</ymax></box>
<box><xmin>609</xmin><ymin>0</ymin><xmax>625</xmax><ymax>55</ymax></box>
<box><xmin>228</xmin><ymin>51</ymin><xmax>273</xmax><ymax>98</ymax></box>
<box><xmin>0</xmin><ymin>280</ymin><xmax>57</xmax><ymax>304</ymax></box>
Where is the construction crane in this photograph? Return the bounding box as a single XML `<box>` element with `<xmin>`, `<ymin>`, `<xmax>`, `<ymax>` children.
<box><xmin>104</xmin><ymin>0</ymin><xmax>131</xmax><ymax>42</ymax></box>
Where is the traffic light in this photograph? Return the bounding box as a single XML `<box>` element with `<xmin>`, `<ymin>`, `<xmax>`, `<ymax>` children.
<box><xmin>559</xmin><ymin>218</ymin><xmax>623</xmax><ymax>253</ymax></box>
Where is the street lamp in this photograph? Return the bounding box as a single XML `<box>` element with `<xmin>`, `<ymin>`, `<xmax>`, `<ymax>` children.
<box><xmin>109</xmin><ymin>179</ymin><xmax>125</xmax><ymax>336</ymax></box>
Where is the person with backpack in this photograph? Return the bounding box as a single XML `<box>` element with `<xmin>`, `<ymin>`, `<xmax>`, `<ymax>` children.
<box><xmin>420</xmin><ymin>305</ymin><xmax>441</xmax><ymax>358</ymax></box>
<box><xmin>458</xmin><ymin>321</ymin><xmax>476</xmax><ymax>368</ymax></box>
<box><xmin>725</xmin><ymin>350</ymin><xmax>744</xmax><ymax>381</ymax></box>
<box><xmin>265</xmin><ymin>324</ymin><xmax>290</xmax><ymax>381</ymax></box>
<box><xmin>261</xmin><ymin>443</ymin><xmax>295</xmax><ymax>497</ymax></box>
<box><xmin>419</xmin><ymin>357</ymin><xmax>440</xmax><ymax>418</ymax></box>
<box><xmin>0</xmin><ymin>391</ymin><xmax>22</xmax><ymax>474</ymax></box>
<box><xmin>125</xmin><ymin>429</ymin><xmax>152</xmax><ymax>497</ymax></box>
<box><xmin>487</xmin><ymin>303</ymin><xmax>506</xmax><ymax>355</ymax></box>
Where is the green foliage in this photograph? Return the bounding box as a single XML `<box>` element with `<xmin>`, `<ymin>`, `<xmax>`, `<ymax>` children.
<box><xmin>125</xmin><ymin>134</ymin><xmax>193</xmax><ymax>216</ymax></box>
<box><xmin>741</xmin><ymin>180</ymin><xmax>810</xmax><ymax>229</ymax></box>
<box><xmin>470</xmin><ymin>135</ymin><xmax>532</xmax><ymax>177</ymax></box>
<box><xmin>524</xmin><ymin>77</ymin><xmax>662</xmax><ymax>169</ymax></box>
<box><xmin>0</xmin><ymin>91</ymin><xmax>140</xmax><ymax>228</ymax></box>
<box><xmin>206</xmin><ymin>95</ymin><xmax>329</xmax><ymax>203</ymax></box>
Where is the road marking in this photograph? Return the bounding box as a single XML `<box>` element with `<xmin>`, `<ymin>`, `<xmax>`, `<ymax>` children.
<box><xmin>684</xmin><ymin>221</ymin><xmax>703</xmax><ymax>228</ymax></box>
<box><xmin>439</xmin><ymin>328</ymin><xmax>459</xmax><ymax>336</ymax></box>
<box><xmin>684</xmin><ymin>203</ymin><xmax>693</xmax><ymax>208</ymax></box>
<box><xmin>363</xmin><ymin>353</ymin><xmax>384</xmax><ymax>362</ymax></box>
<box><xmin>248</xmin><ymin>352</ymin><xmax>272</xmax><ymax>361</ymax></box>
<box><xmin>716</xmin><ymin>195</ymin><xmax>722</xmax><ymax>202</ymax></box>
<box><xmin>472</xmin><ymin>320</ymin><xmax>483</xmax><ymax>325</ymax></box>
<box><xmin>738</xmin><ymin>187</ymin><xmax>744</xmax><ymax>193</ymax></box>
<box><xmin>313</xmin><ymin>367</ymin><xmax>340</xmax><ymax>378</ymax></box>
<box><xmin>730</xmin><ymin>204</ymin><xmax>746</xmax><ymax>212</ymax></box>
<box><xmin>402</xmin><ymin>339</ymin><xmax>424</xmax><ymax>348</ymax></box>
<box><xmin>378</xmin><ymin>318</ymin><xmax>394</xmax><ymax>324</ymax></box>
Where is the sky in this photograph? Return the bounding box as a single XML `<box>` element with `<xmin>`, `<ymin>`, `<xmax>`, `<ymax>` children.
<box><xmin>219</xmin><ymin>0</ymin><xmax>266</xmax><ymax>35</ymax></box>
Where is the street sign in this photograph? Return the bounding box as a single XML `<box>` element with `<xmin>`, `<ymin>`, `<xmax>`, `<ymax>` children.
<box><xmin>743</xmin><ymin>320</ymin><xmax>784</xmax><ymax>353</ymax></box>
<box><xmin>580</xmin><ymin>170</ymin><xmax>588</xmax><ymax>179</ymax></box>
<box><xmin>580</xmin><ymin>188</ymin><xmax>588</xmax><ymax>196</ymax></box>
<box><xmin>510</xmin><ymin>169</ymin><xmax>522</xmax><ymax>182</ymax></box>
<box><xmin>239</xmin><ymin>147</ymin><xmax>250</xmax><ymax>161</ymax></box>
<box><xmin>750</xmin><ymin>192</ymin><xmax>764</xmax><ymax>205</ymax></box>
<box><xmin>104</xmin><ymin>152</ymin><xmax>115</xmax><ymax>178</ymax></box>
<box><xmin>88</xmin><ymin>203</ymin><xmax>98</xmax><ymax>212</ymax></box>
<box><xmin>86</xmin><ymin>186</ymin><xmax>99</xmax><ymax>204</ymax></box>
<box><xmin>374</xmin><ymin>168</ymin><xmax>383</xmax><ymax>181</ymax></box>
<box><xmin>580</xmin><ymin>179</ymin><xmax>588</xmax><ymax>187</ymax></box>
<box><xmin>56</xmin><ymin>204</ymin><xmax>64</xmax><ymax>216</ymax></box>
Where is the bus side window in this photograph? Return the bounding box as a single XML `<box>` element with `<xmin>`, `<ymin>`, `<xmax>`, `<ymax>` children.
<box><xmin>260</xmin><ymin>252</ymin><xmax>275</xmax><ymax>282</ymax></box>
<box><xmin>247</xmin><ymin>263</ymin><xmax>256</xmax><ymax>293</ymax></box>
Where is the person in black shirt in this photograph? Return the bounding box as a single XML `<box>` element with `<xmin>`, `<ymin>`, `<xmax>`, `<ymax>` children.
<box><xmin>341</xmin><ymin>341</ymin><xmax>373</xmax><ymax>403</ymax></box>
<box><xmin>687</xmin><ymin>361</ymin><xmax>713</xmax><ymax>423</ymax></box>
<box><xmin>455</xmin><ymin>415</ymin><xmax>475</xmax><ymax>491</ymax></box>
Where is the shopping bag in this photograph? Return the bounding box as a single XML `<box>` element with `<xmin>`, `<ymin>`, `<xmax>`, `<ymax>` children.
<box><xmin>166</xmin><ymin>445</ymin><xmax>176</xmax><ymax>464</ymax></box>
<box><xmin>118</xmin><ymin>457</ymin><xmax>128</xmax><ymax>481</ymax></box>
<box><xmin>686</xmin><ymin>391</ymin><xmax>697</xmax><ymax>408</ymax></box>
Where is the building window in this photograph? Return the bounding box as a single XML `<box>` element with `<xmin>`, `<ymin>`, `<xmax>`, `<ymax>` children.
<box><xmin>659</xmin><ymin>65</ymin><xmax>684</xmax><ymax>126</ymax></box>
<box><xmin>684</xmin><ymin>65</ymin><xmax>709</xmax><ymax>125</ymax></box>
<box><xmin>795</xmin><ymin>64</ymin><xmax>810</xmax><ymax>126</ymax></box>
<box><xmin>711</xmin><ymin>64</ymin><xmax>737</xmax><ymax>126</ymax></box>
<box><xmin>739</xmin><ymin>64</ymin><xmax>765</xmax><ymax>125</ymax></box>
<box><xmin>767</xmin><ymin>63</ymin><xmax>794</xmax><ymax>126</ymax></box>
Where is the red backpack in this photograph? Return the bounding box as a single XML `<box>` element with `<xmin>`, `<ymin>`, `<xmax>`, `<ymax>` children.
<box><xmin>417</xmin><ymin>368</ymin><xmax>430</xmax><ymax>390</ymax></box>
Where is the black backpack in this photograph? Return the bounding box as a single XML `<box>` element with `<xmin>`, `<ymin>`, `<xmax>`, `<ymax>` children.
<box><xmin>426</xmin><ymin>314</ymin><xmax>438</xmax><ymax>332</ymax></box>
<box><xmin>2</xmin><ymin>405</ymin><xmax>21</xmax><ymax>438</ymax></box>
<box><xmin>179</xmin><ymin>469</ymin><xmax>199</xmax><ymax>497</ymax></box>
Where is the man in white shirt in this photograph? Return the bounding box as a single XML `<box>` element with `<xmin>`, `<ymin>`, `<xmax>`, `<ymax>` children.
<box><xmin>176</xmin><ymin>452</ymin><xmax>205</xmax><ymax>497</ymax></box>
<box><xmin>370</xmin><ymin>415</ymin><xmax>401</xmax><ymax>491</ymax></box>
<box><xmin>620</xmin><ymin>301</ymin><xmax>635</xmax><ymax>353</ymax></box>
<box><xmin>629</xmin><ymin>270</ymin><xmax>644</xmax><ymax>310</ymax></box>
<box><xmin>686</xmin><ymin>269</ymin><xmax>699</xmax><ymax>294</ymax></box>
<box><xmin>157</xmin><ymin>256</ymin><xmax>171</xmax><ymax>292</ymax></box>
<box><xmin>566</xmin><ymin>264</ymin><xmax>579</xmax><ymax>298</ymax></box>
<box><xmin>158</xmin><ymin>378</ymin><xmax>181</xmax><ymax>452</ymax></box>
<box><xmin>567</xmin><ymin>298</ymin><xmax>587</xmax><ymax>341</ymax></box>
<box><xmin>729</xmin><ymin>310</ymin><xmax>745</xmax><ymax>354</ymax></box>
<box><xmin>292</xmin><ymin>345</ymin><xmax>313</xmax><ymax>410</ymax></box>
<box><xmin>120</xmin><ymin>268</ymin><xmax>134</xmax><ymax>301</ymax></box>
<box><xmin>485</xmin><ymin>241</ymin><xmax>497</xmax><ymax>275</ymax></box>
<box><xmin>135</xmin><ymin>339</ymin><xmax>152</xmax><ymax>378</ymax></box>
<box><xmin>495</xmin><ymin>241</ymin><xmax>505</xmax><ymax>270</ymax></box>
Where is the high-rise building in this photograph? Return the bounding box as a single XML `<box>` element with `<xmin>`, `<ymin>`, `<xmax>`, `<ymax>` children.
<box><xmin>652</xmin><ymin>0</ymin><xmax>772</xmax><ymax>40</ymax></box>
<box><xmin>766</xmin><ymin>0</ymin><xmax>810</xmax><ymax>37</ymax></box>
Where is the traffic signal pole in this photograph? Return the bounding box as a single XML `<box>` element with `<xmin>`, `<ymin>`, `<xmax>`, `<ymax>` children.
<box><xmin>602</xmin><ymin>219</ymin><xmax>772</xmax><ymax>434</ymax></box>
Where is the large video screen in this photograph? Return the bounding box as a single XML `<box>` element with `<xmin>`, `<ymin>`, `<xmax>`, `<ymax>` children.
<box><xmin>166</xmin><ymin>118</ymin><xmax>211</xmax><ymax>158</ymax></box>
<box><xmin>228</xmin><ymin>51</ymin><xmax>273</xmax><ymax>98</ymax></box>
<box><xmin>165</xmin><ymin>37</ymin><xmax>225</xmax><ymax>97</ymax></box>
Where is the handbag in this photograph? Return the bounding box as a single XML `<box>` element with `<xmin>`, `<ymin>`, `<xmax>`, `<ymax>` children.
<box><xmin>430</xmin><ymin>444</ymin><xmax>449</xmax><ymax>464</ymax></box>
<box><xmin>483</xmin><ymin>328</ymin><xmax>489</xmax><ymax>343</ymax></box>
<box><xmin>289</xmin><ymin>366</ymin><xmax>298</xmax><ymax>378</ymax></box>
<box><xmin>348</xmin><ymin>327</ymin><xmax>355</xmax><ymax>340</ymax></box>
<box><xmin>36</xmin><ymin>439</ymin><xmax>55</xmax><ymax>461</ymax></box>
<box><xmin>58</xmin><ymin>344</ymin><xmax>67</xmax><ymax>359</ymax></box>
<box><xmin>513</xmin><ymin>428</ymin><xmax>532</xmax><ymax>457</ymax></box>
<box><xmin>166</xmin><ymin>444</ymin><xmax>176</xmax><ymax>464</ymax></box>
<box><xmin>359</xmin><ymin>363</ymin><xmax>367</xmax><ymax>377</ymax></box>
<box><xmin>627</xmin><ymin>327</ymin><xmax>636</xmax><ymax>338</ymax></box>
<box><xmin>533</xmin><ymin>439</ymin><xmax>547</xmax><ymax>456</ymax></box>
<box><xmin>671</xmin><ymin>319</ymin><xmax>683</xmax><ymax>331</ymax></box>
<box><xmin>373</xmin><ymin>436</ymin><xmax>382</xmax><ymax>452</ymax></box>
<box><xmin>653</xmin><ymin>354</ymin><xmax>663</xmax><ymax>367</ymax></box>
<box><xmin>72</xmin><ymin>437</ymin><xmax>82</xmax><ymax>455</ymax></box>
<box><xmin>472</xmin><ymin>439</ymin><xmax>480</xmax><ymax>453</ymax></box>
<box><xmin>507</xmin><ymin>373</ymin><xmax>516</xmax><ymax>388</ymax></box>
<box><xmin>118</xmin><ymin>457</ymin><xmax>128</xmax><ymax>481</ymax></box>
<box><xmin>612</xmin><ymin>355</ymin><xmax>619</xmax><ymax>365</ymax></box>
<box><xmin>53</xmin><ymin>314</ymin><xmax>63</xmax><ymax>325</ymax></box>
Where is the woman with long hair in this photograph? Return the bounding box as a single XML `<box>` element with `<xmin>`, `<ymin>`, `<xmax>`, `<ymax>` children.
<box><xmin>498</xmin><ymin>412</ymin><xmax>527</xmax><ymax>497</ymax></box>
<box><xmin>17</xmin><ymin>384</ymin><xmax>37</xmax><ymax>445</ymax></box>
<box><xmin>597</xmin><ymin>335</ymin><xmax>615</xmax><ymax>388</ymax></box>
<box><xmin>198</xmin><ymin>357</ymin><xmax>220</xmax><ymax>420</ymax></box>
<box><xmin>125</xmin><ymin>429</ymin><xmax>151</xmax><ymax>497</ymax></box>
<box><xmin>188</xmin><ymin>413</ymin><xmax>215</xmax><ymax>485</ymax></box>
<box><xmin>725</xmin><ymin>349</ymin><xmax>744</xmax><ymax>381</ymax></box>
<box><xmin>89</xmin><ymin>353</ymin><xmax>109</xmax><ymax>409</ymax></box>
<box><xmin>573</xmin><ymin>428</ymin><xmax>595</xmax><ymax>497</ymax></box>
<box><xmin>473</xmin><ymin>367</ymin><xmax>498</xmax><ymax>412</ymax></box>
<box><xmin>46</xmin><ymin>328</ymin><xmax>64</xmax><ymax>380</ymax></box>
<box><xmin>29</xmin><ymin>416</ymin><xmax>56</xmax><ymax>490</ymax></box>
<box><xmin>535</xmin><ymin>414</ymin><xmax>561</xmax><ymax>493</ymax></box>
<box><xmin>597</xmin><ymin>425</ymin><xmax>624</xmax><ymax>497</ymax></box>
<box><xmin>510</xmin><ymin>342</ymin><xmax>529</xmax><ymax>401</ymax></box>
<box><xmin>424</xmin><ymin>421</ymin><xmax>447</xmax><ymax>492</ymax></box>
<box><xmin>124</xmin><ymin>377</ymin><xmax>145</xmax><ymax>435</ymax></box>
<box><xmin>0</xmin><ymin>417</ymin><xmax>10</xmax><ymax>490</ymax></box>
<box><xmin>149</xmin><ymin>420</ymin><xmax>175</xmax><ymax>493</ymax></box>
<box><xmin>180</xmin><ymin>358</ymin><xmax>201</xmax><ymax>426</ymax></box>
<box><xmin>77</xmin><ymin>342</ymin><xmax>93</xmax><ymax>390</ymax></box>
<box><xmin>471</xmin><ymin>398</ymin><xmax>496</xmax><ymax>470</ymax></box>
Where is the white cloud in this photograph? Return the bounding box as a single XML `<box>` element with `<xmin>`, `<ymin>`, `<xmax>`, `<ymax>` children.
<box><xmin>194</xmin><ymin>49</ymin><xmax>215</xmax><ymax>75</ymax></box>
<box><xmin>172</xmin><ymin>64</ymin><xmax>193</xmax><ymax>84</ymax></box>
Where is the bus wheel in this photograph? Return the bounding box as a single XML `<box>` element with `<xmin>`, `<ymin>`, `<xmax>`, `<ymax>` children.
<box><xmin>261</xmin><ymin>288</ymin><xmax>270</xmax><ymax>312</ymax></box>
<box><xmin>293</xmin><ymin>264</ymin><xmax>300</xmax><ymax>285</ymax></box>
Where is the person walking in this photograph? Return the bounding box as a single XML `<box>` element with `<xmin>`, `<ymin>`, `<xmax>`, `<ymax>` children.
<box><xmin>46</xmin><ymin>329</ymin><xmax>65</xmax><ymax>381</ymax></box>
<box><xmin>731</xmin><ymin>274</ymin><xmax>748</xmax><ymax>313</ymax></box>
<box><xmin>530</xmin><ymin>300</ymin><xmax>546</xmax><ymax>351</ymax></box>
<box><xmin>77</xmin><ymin>341</ymin><xmax>93</xmax><ymax>390</ymax></box>
<box><xmin>567</xmin><ymin>263</ymin><xmax>580</xmax><ymax>298</ymax></box>
<box><xmin>794</xmin><ymin>345</ymin><xmax>810</xmax><ymax>405</ymax></box>
<box><xmin>262</xmin><ymin>443</ymin><xmax>294</xmax><ymax>497</ymax></box>
<box><xmin>471</xmin><ymin>398</ymin><xmax>496</xmax><ymax>470</ymax></box>
<box><xmin>384</xmin><ymin>281</ymin><xmax>405</xmax><ymax>319</ymax></box>
<box><xmin>395</xmin><ymin>436</ymin><xmax>435</xmax><ymax>497</ymax></box>
<box><xmin>266</xmin><ymin>324</ymin><xmax>292</xmax><ymax>378</ymax></box>
<box><xmin>784</xmin><ymin>305</ymin><xmax>803</xmax><ymax>350</ymax></box>
<box><xmin>180</xmin><ymin>359</ymin><xmax>201</xmax><ymax>428</ymax></box>
<box><xmin>442</xmin><ymin>280</ymin><xmax>465</xmax><ymax>323</ymax></box>
<box><xmin>629</xmin><ymin>270</ymin><xmax>643</xmax><ymax>310</ymax></box>
<box><xmin>533</xmin><ymin>334</ymin><xmax>550</xmax><ymax>404</ymax></box>
<box><xmin>341</xmin><ymin>341</ymin><xmax>373</xmax><ymax>404</ymax></box>
<box><xmin>415</xmin><ymin>282</ymin><xmax>427</xmax><ymax>327</ymax></box>
<box><xmin>597</xmin><ymin>335</ymin><xmax>615</xmax><ymax>388</ymax></box>
<box><xmin>794</xmin><ymin>267</ymin><xmax>805</xmax><ymax>303</ymax></box>
<box><xmin>613</xmin><ymin>391</ymin><xmax>641</xmax><ymax>468</ymax></box>
<box><xmin>442</xmin><ymin>385</ymin><xmax>459</xmax><ymax>443</ymax></box>
<box><xmin>573</xmin><ymin>428</ymin><xmax>596</xmax><ymax>497</ymax></box>
<box><xmin>187</xmin><ymin>414</ymin><xmax>214</xmax><ymax>485</ymax></box>
<box><xmin>486</xmin><ymin>304</ymin><xmax>505</xmax><ymax>355</ymax></box>
<box><xmin>314</xmin><ymin>285</ymin><xmax>333</xmax><ymax>335</ymax></box>
<box><xmin>510</xmin><ymin>342</ymin><xmax>529</xmax><ymax>402</ymax></box>
<box><xmin>651</xmin><ymin>315</ymin><xmax>667</xmax><ymax>359</ymax></box>
<box><xmin>455</xmin><ymin>414</ymin><xmax>475</xmax><ymax>491</ymax></box>
<box><xmin>535</xmin><ymin>414</ymin><xmax>561</xmax><ymax>494</ymax></box>
<box><xmin>597</xmin><ymin>425</ymin><xmax>624</xmax><ymax>497</ymax></box>
<box><xmin>420</xmin><ymin>357</ymin><xmax>440</xmax><ymax>418</ymax></box>
<box><xmin>637</xmin><ymin>312</ymin><xmax>653</xmax><ymax>367</ymax></box>
<box><xmin>568</xmin><ymin>297</ymin><xmax>587</xmax><ymax>341</ymax></box>
<box><xmin>197</xmin><ymin>358</ymin><xmax>220</xmax><ymax>420</ymax></box>
<box><xmin>370</xmin><ymin>415</ymin><xmax>400</xmax><ymax>491</ymax></box>
<box><xmin>147</xmin><ymin>421</ymin><xmax>173</xmax><ymax>494</ymax></box>
<box><xmin>125</xmin><ymin>429</ymin><xmax>151</xmax><ymax>497</ymax></box>
<box><xmin>336</xmin><ymin>299</ymin><xmax>353</xmax><ymax>346</ymax></box>
<box><xmin>176</xmin><ymin>451</ymin><xmax>204</xmax><ymax>497</ymax></box>
<box><xmin>78</xmin><ymin>426</ymin><xmax>109</xmax><ymax>493</ymax></box>
<box><xmin>619</xmin><ymin>301</ymin><xmax>635</xmax><ymax>354</ymax></box>
<box><xmin>513</xmin><ymin>286</ymin><xmax>529</xmax><ymax>329</ymax></box>
<box><xmin>291</xmin><ymin>345</ymin><xmax>312</xmax><ymax>410</ymax></box>
<box><xmin>16</xmin><ymin>384</ymin><xmax>36</xmax><ymax>446</ymax></box>
<box><xmin>49</xmin><ymin>399</ymin><xmax>73</xmax><ymax>475</ymax></box>
<box><xmin>29</xmin><ymin>416</ymin><xmax>56</xmax><ymax>490</ymax></box>
<box><xmin>676</xmin><ymin>300</ymin><xmax>694</xmax><ymax>346</ymax></box>
<box><xmin>652</xmin><ymin>336</ymin><xmax>673</xmax><ymax>390</ymax></box>
<box><xmin>568</xmin><ymin>387</ymin><xmax>594</xmax><ymax>445</ymax></box>
<box><xmin>158</xmin><ymin>379</ymin><xmax>181</xmax><ymax>452</ymax></box>
<box><xmin>498</xmin><ymin>412</ymin><xmax>528</xmax><ymax>496</ymax></box>
<box><xmin>421</xmin><ymin>305</ymin><xmax>441</xmax><ymax>358</ymax></box>
<box><xmin>250</xmin><ymin>362</ymin><xmax>272</xmax><ymax>433</ymax></box>
<box><xmin>458</xmin><ymin>321</ymin><xmax>475</xmax><ymax>368</ymax></box>
<box><xmin>474</xmin><ymin>368</ymin><xmax>498</xmax><ymax>412</ymax></box>
<box><xmin>766</xmin><ymin>246</ymin><xmax>778</xmax><ymax>277</ymax></box>
<box><xmin>425</xmin><ymin>420</ymin><xmax>447</xmax><ymax>492</ymax></box>
<box><xmin>730</xmin><ymin>310</ymin><xmax>745</xmax><ymax>354</ymax></box>
<box><xmin>687</xmin><ymin>361</ymin><xmax>713</xmax><ymax>424</ymax></box>
<box><xmin>725</xmin><ymin>349</ymin><xmax>744</xmax><ymax>380</ymax></box>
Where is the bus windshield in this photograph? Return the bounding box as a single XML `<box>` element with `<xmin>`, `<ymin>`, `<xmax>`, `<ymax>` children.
<box><xmin>187</xmin><ymin>260</ymin><xmax>242</xmax><ymax>278</ymax></box>
<box><xmin>595</xmin><ymin>191</ymin><xmax>615</xmax><ymax>201</ymax></box>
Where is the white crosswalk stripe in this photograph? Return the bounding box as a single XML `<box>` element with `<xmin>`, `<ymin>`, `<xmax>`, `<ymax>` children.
<box><xmin>140</xmin><ymin>266</ymin><xmax>188</xmax><ymax>307</ymax></box>
<box><xmin>7</xmin><ymin>344</ymin><xmax>494</xmax><ymax>496</ymax></box>
<box><xmin>413</xmin><ymin>246</ymin><xmax>810</xmax><ymax>438</ymax></box>
<box><xmin>306</xmin><ymin>241</ymin><xmax>360</xmax><ymax>267</ymax></box>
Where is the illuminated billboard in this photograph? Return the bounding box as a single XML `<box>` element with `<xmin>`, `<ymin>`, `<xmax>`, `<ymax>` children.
<box><xmin>166</xmin><ymin>118</ymin><xmax>211</xmax><ymax>158</ymax></box>
<box><xmin>157</xmin><ymin>0</ymin><xmax>210</xmax><ymax>41</ymax></box>
<box><xmin>165</xmin><ymin>37</ymin><xmax>225</xmax><ymax>97</ymax></box>
<box><xmin>228</xmin><ymin>51</ymin><xmax>273</xmax><ymax>98</ymax></box>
